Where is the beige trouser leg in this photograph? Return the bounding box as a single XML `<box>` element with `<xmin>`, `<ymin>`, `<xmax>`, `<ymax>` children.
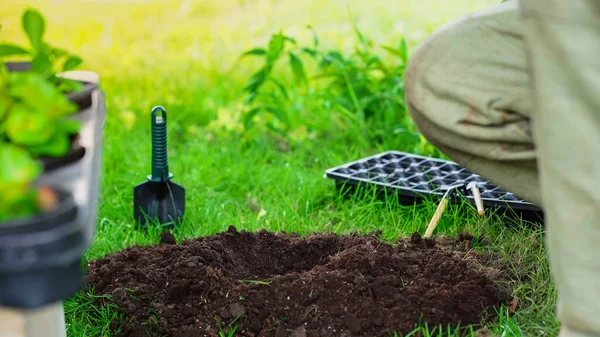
<box><xmin>518</xmin><ymin>1</ymin><xmax>600</xmax><ymax>337</ymax></box>
<box><xmin>404</xmin><ymin>0</ymin><xmax>541</xmax><ymax>206</ymax></box>
<box><xmin>405</xmin><ymin>0</ymin><xmax>600</xmax><ymax>336</ymax></box>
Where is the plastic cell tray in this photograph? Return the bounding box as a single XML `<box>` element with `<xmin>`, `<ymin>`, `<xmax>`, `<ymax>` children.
<box><xmin>324</xmin><ymin>150</ymin><xmax>544</xmax><ymax>222</ymax></box>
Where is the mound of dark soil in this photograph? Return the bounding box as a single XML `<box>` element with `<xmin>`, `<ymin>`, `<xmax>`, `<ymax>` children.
<box><xmin>85</xmin><ymin>227</ymin><xmax>512</xmax><ymax>337</ymax></box>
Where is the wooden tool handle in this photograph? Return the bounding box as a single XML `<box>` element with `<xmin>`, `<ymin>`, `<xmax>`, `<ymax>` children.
<box><xmin>424</xmin><ymin>198</ymin><xmax>448</xmax><ymax>238</ymax></box>
<box><xmin>471</xmin><ymin>186</ymin><xmax>485</xmax><ymax>216</ymax></box>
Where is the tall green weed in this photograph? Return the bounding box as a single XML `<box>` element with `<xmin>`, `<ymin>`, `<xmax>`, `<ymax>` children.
<box><xmin>236</xmin><ymin>25</ymin><xmax>444</xmax><ymax>158</ymax></box>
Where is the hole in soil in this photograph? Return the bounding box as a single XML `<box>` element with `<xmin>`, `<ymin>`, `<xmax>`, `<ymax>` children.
<box><xmin>85</xmin><ymin>228</ymin><xmax>513</xmax><ymax>337</ymax></box>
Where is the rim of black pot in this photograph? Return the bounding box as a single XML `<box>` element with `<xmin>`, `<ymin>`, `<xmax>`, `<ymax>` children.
<box><xmin>4</xmin><ymin>61</ymin><xmax>30</xmax><ymax>72</ymax></box>
<box><xmin>67</xmin><ymin>81</ymin><xmax>98</xmax><ymax>110</ymax></box>
<box><xmin>0</xmin><ymin>188</ymin><xmax>77</xmax><ymax>234</ymax></box>
<box><xmin>38</xmin><ymin>134</ymin><xmax>86</xmax><ymax>173</ymax></box>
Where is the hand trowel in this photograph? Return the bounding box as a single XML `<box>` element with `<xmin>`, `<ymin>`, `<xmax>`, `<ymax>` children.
<box><xmin>133</xmin><ymin>106</ymin><xmax>185</xmax><ymax>228</ymax></box>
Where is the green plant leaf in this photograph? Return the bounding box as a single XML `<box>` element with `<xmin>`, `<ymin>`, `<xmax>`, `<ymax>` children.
<box><xmin>57</xmin><ymin>118</ymin><xmax>82</xmax><ymax>135</ymax></box>
<box><xmin>27</xmin><ymin>128</ymin><xmax>70</xmax><ymax>157</ymax></box>
<box><xmin>399</xmin><ymin>38</ymin><xmax>408</xmax><ymax>63</ymax></box>
<box><xmin>267</xmin><ymin>34</ymin><xmax>285</xmax><ymax>62</ymax></box>
<box><xmin>381</xmin><ymin>45</ymin><xmax>402</xmax><ymax>58</ymax></box>
<box><xmin>7</xmin><ymin>72</ymin><xmax>78</xmax><ymax>118</ymax></box>
<box><xmin>269</xmin><ymin>78</ymin><xmax>288</xmax><ymax>100</ymax></box>
<box><xmin>300</xmin><ymin>47</ymin><xmax>317</xmax><ymax>58</ymax></box>
<box><xmin>0</xmin><ymin>94</ymin><xmax>10</xmax><ymax>121</ymax></box>
<box><xmin>5</xmin><ymin>104</ymin><xmax>55</xmax><ymax>146</ymax></box>
<box><xmin>265</xmin><ymin>121</ymin><xmax>288</xmax><ymax>137</ymax></box>
<box><xmin>243</xmin><ymin>92</ymin><xmax>258</xmax><ymax>105</ymax></box>
<box><xmin>0</xmin><ymin>43</ymin><xmax>30</xmax><ymax>57</ymax></box>
<box><xmin>242</xmin><ymin>107</ymin><xmax>262</xmax><ymax>128</ymax></box>
<box><xmin>50</xmin><ymin>47</ymin><xmax>68</xmax><ymax>58</ymax></box>
<box><xmin>282</xmin><ymin>36</ymin><xmax>296</xmax><ymax>44</ymax></box>
<box><xmin>306</xmin><ymin>25</ymin><xmax>319</xmax><ymax>47</ymax></box>
<box><xmin>22</xmin><ymin>8</ymin><xmax>45</xmax><ymax>51</ymax></box>
<box><xmin>239</xmin><ymin>48</ymin><xmax>266</xmax><ymax>59</ymax></box>
<box><xmin>322</xmin><ymin>51</ymin><xmax>345</xmax><ymax>66</ymax></box>
<box><xmin>353</xmin><ymin>25</ymin><xmax>367</xmax><ymax>46</ymax></box>
<box><xmin>288</xmin><ymin>52</ymin><xmax>307</xmax><ymax>86</ymax></box>
<box><xmin>334</xmin><ymin>102</ymin><xmax>361</xmax><ymax>124</ymax></box>
<box><xmin>243</xmin><ymin>67</ymin><xmax>268</xmax><ymax>94</ymax></box>
<box><xmin>56</xmin><ymin>77</ymin><xmax>84</xmax><ymax>93</ymax></box>
<box><xmin>0</xmin><ymin>142</ymin><xmax>42</xmax><ymax>205</ymax></box>
<box><xmin>57</xmin><ymin>118</ymin><xmax>83</xmax><ymax>135</ymax></box>
<box><xmin>264</xmin><ymin>106</ymin><xmax>290</xmax><ymax>128</ymax></box>
<box><xmin>0</xmin><ymin>191</ymin><xmax>39</xmax><ymax>223</ymax></box>
<box><xmin>31</xmin><ymin>52</ymin><xmax>52</xmax><ymax>74</ymax></box>
<box><xmin>62</xmin><ymin>55</ymin><xmax>83</xmax><ymax>71</ymax></box>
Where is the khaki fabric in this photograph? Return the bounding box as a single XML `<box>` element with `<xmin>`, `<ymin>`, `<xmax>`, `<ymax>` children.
<box><xmin>519</xmin><ymin>1</ymin><xmax>600</xmax><ymax>336</ymax></box>
<box><xmin>404</xmin><ymin>0</ymin><xmax>600</xmax><ymax>336</ymax></box>
<box><xmin>404</xmin><ymin>0</ymin><xmax>540</xmax><ymax>205</ymax></box>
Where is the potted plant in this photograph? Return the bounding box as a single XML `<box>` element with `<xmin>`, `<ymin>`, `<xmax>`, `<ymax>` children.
<box><xmin>0</xmin><ymin>7</ymin><xmax>105</xmax><ymax>334</ymax></box>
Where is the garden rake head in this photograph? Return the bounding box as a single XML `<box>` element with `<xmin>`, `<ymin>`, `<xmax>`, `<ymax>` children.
<box><xmin>133</xmin><ymin>106</ymin><xmax>185</xmax><ymax>228</ymax></box>
<box><xmin>423</xmin><ymin>183</ymin><xmax>464</xmax><ymax>238</ymax></box>
<box><xmin>422</xmin><ymin>181</ymin><xmax>487</xmax><ymax>238</ymax></box>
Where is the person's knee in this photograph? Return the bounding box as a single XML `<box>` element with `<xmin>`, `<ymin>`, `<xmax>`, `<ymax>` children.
<box><xmin>403</xmin><ymin>8</ymin><xmax>474</xmax><ymax>140</ymax></box>
<box><xmin>403</xmin><ymin>36</ymin><xmax>429</xmax><ymax>127</ymax></box>
<box><xmin>403</xmin><ymin>23</ymin><xmax>455</xmax><ymax>144</ymax></box>
<box><xmin>404</xmin><ymin>0</ymin><xmax>521</xmax><ymax>143</ymax></box>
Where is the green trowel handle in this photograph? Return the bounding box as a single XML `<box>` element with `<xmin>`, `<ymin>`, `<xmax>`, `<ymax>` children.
<box><xmin>150</xmin><ymin>106</ymin><xmax>173</xmax><ymax>182</ymax></box>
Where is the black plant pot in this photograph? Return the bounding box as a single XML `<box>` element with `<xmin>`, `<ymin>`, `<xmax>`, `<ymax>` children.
<box><xmin>1</xmin><ymin>62</ymin><xmax>106</xmax><ymax>309</ymax></box>
<box><xmin>0</xmin><ymin>189</ymin><xmax>85</xmax><ymax>309</ymax></box>
<box><xmin>5</xmin><ymin>61</ymin><xmax>103</xmax><ymax>173</ymax></box>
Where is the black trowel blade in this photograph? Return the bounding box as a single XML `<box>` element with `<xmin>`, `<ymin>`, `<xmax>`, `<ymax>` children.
<box><xmin>133</xmin><ymin>180</ymin><xmax>185</xmax><ymax>227</ymax></box>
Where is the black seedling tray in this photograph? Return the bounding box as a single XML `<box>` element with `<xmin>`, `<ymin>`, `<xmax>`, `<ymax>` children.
<box><xmin>325</xmin><ymin>150</ymin><xmax>544</xmax><ymax>223</ymax></box>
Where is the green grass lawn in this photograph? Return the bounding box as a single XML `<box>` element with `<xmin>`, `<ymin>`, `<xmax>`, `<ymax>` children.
<box><xmin>2</xmin><ymin>0</ymin><xmax>558</xmax><ymax>336</ymax></box>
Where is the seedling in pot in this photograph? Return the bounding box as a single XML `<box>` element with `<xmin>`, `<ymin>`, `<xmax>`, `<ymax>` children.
<box><xmin>0</xmin><ymin>8</ymin><xmax>85</xmax><ymax>93</ymax></box>
<box><xmin>0</xmin><ymin>144</ymin><xmax>59</xmax><ymax>222</ymax></box>
<box><xmin>0</xmin><ymin>8</ymin><xmax>105</xmax><ymax>335</ymax></box>
<box><xmin>134</xmin><ymin>106</ymin><xmax>185</xmax><ymax>228</ymax></box>
<box><xmin>0</xmin><ymin>7</ymin><xmax>87</xmax><ymax>223</ymax></box>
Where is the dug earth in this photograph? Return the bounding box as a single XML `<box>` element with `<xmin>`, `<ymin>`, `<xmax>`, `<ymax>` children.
<box><xmin>85</xmin><ymin>227</ymin><xmax>512</xmax><ymax>337</ymax></box>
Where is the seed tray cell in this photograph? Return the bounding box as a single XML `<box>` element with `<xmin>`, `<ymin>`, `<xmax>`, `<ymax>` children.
<box><xmin>325</xmin><ymin>150</ymin><xmax>544</xmax><ymax>221</ymax></box>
